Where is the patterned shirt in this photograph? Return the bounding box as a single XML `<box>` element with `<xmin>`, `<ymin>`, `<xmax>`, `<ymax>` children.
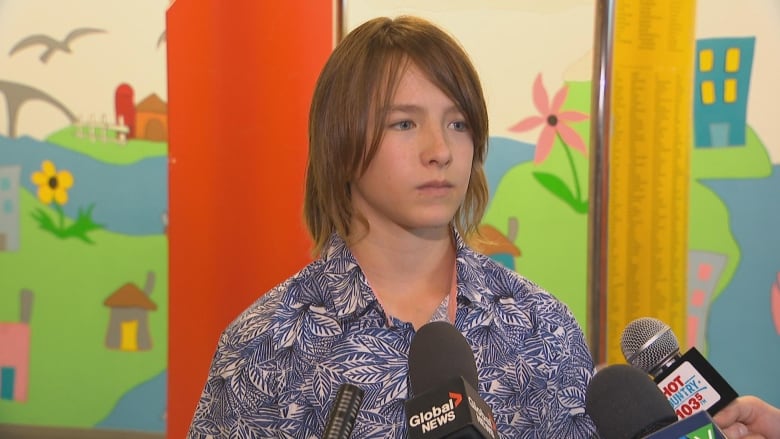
<box><xmin>188</xmin><ymin>231</ymin><xmax>597</xmax><ymax>438</ymax></box>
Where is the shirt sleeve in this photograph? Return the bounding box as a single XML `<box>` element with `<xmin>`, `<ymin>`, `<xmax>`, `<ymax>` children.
<box><xmin>187</xmin><ymin>330</ymin><xmax>240</xmax><ymax>438</ymax></box>
<box><xmin>540</xmin><ymin>295</ymin><xmax>599</xmax><ymax>438</ymax></box>
<box><xmin>186</xmin><ymin>320</ymin><xmax>282</xmax><ymax>438</ymax></box>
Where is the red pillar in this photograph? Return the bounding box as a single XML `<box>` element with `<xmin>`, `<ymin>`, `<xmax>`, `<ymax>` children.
<box><xmin>166</xmin><ymin>2</ymin><xmax>333</xmax><ymax>437</ymax></box>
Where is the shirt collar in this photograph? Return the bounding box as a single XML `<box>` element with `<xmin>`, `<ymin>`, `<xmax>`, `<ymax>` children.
<box><xmin>320</xmin><ymin>229</ymin><xmax>491</xmax><ymax>320</ymax></box>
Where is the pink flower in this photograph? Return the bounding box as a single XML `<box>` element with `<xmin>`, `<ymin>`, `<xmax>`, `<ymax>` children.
<box><xmin>509</xmin><ymin>74</ymin><xmax>588</xmax><ymax>164</ymax></box>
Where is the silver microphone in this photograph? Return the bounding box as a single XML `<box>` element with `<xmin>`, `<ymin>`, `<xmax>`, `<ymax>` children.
<box><xmin>620</xmin><ymin>317</ymin><xmax>681</xmax><ymax>377</ymax></box>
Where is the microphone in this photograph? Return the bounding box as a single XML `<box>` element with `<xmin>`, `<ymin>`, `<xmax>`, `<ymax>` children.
<box><xmin>405</xmin><ymin>321</ymin><xmax>498</xmax><ymax>439</ymax></box>
<box><xmin>322</xmin><ymin>383</ymin><xmax>364</xmax><ymax>439</ymax></box>
<box><xmin>620</xmin><ymin>317</ymin><xmax>738</xmax><ymax>418</ymax></box>
<box><xmin>585</xmin><ymin>364</ymin><xmax>678</xmax><ymax>439</ymax></box>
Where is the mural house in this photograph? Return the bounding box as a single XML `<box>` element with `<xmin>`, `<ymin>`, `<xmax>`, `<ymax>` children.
<box><xmin>103</xmin><ymin>272</ymin><xmax>157</xmax><ymax>351</ymax></box>
<box><xmin>0</xmin><ymin>289</ymin><xmax>33</xmax><ymax>401</ymax></box>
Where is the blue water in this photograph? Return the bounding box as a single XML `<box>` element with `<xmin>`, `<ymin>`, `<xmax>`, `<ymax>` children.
<box><xmin>96</xmin><ymin>370</ymin><xmax>167</xmax><ymax>432</ymax></box>
<box><xmin>703</xmin><ymin>165</ymin><xmax>780</xmax><ymax>408</ymax></box>
<box><xmin>485</xmin><ymin>136</ymin><xmax>535</xmax><ymax>198</ymax></box>
<box><xmin>0</xmin><ymin>135</ymin><xmax>167</xmax><ymax>236</ymax></box>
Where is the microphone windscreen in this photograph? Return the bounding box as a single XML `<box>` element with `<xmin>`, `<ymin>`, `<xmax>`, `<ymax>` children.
<box><xmin>408</xmin><ymin>321</ymin><xmax>478</xmax><ymax>395</ymax></box>
<box><xmin>620</xmin><ymin>317</ymin><xmax>680</xmax><ymax>375</ymax></box>
<box><xmin>323</xmin><ymin>383</ymin><xmax>364</xmax><ymax>439</ymax></box>
<box><xmin>586</xmin><ymin>364</ymin><xmax>677</xmax><ymax>439</ymax></box>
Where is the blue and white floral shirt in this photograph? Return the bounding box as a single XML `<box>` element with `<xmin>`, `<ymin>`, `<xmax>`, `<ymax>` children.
<box><xmin>187</xmin><ymin>231</ymin><xmax>597</xmax><ymax>438</ymax></box>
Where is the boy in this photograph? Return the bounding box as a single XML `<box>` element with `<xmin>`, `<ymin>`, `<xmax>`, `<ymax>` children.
<box><xmin>188</xmin><ymin>15</ymin><xmax>597</xmax><ymax>438</ymax></box>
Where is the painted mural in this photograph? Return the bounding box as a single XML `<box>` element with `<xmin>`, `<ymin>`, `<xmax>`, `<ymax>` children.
<box><xmin>0</xmin><ymin>0</ymin><xmax>778</xmax><ymax>435</ymax></box>
<box><xmin>0</xmin><ymin>1</ymin><xmax>169</xmax><ymax>434</ymax></box>
<box><xmin>345</xmin><ymin>0</ymin><xmax>780</xmax><ymax>409</ymax></box>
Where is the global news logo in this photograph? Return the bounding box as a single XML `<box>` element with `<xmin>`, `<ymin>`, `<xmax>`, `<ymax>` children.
<box><xmin>408</xmin><ymin>392</ymin><xmax>462</xmax><ymax>433</ymax></box>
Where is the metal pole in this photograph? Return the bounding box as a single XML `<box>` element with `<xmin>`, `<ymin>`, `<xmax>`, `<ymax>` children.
<box><xmin>587</xmin><ymin>0</ymin><xmax>615</xmax><ymax>365</ymax></box>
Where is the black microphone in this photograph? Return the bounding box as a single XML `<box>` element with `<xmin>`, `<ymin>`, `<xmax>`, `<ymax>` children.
<box><xmin>405</xmin><ymin>321</ymin><xmax>498</xmax><ymax>439</ymax></box>
<box><xmin>585</xmin><ymin>364</ymin><xmax>678</xmax><ymax>439</ymax></box>
<box><xmin>586</xmin><ymin>364</ymin><xmax>728</xmax><ymax>439</ymax></box>
<box><xmin>620</xmin><ymin>317</ymin><xmax>738</xmax><ymax>418</ymax></box>
<box><xmin>322</xmin><ymin>383</ymin><xmax>364</xmax><ymax>439</ymax></box>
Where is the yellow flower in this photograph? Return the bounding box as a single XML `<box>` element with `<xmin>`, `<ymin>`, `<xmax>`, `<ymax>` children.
<box><xmin>31</xmin><ymin>160</ymin><xmax>74</xmax><ymax>205</ymax></box>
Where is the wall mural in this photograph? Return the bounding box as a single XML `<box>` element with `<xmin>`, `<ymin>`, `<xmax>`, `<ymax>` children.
<box><xmin>0</xmin><ymin>1</ymin><xmax>169</xmax><ymax>434</ymax></box>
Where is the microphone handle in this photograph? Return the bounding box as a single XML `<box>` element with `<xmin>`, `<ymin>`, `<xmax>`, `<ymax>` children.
<box><xmin>322</xmin><ymin>383</ymin><xmax>364</xmax><ymax>439</ymax></box>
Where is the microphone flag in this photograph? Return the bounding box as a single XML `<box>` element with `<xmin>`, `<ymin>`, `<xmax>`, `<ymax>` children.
<box><xmin>405</xmin><ymin>376</ymin><xmax>497</xmax><ymax>439</ymax></box>
<box><xmin>642</xmin><ymin>410</ymin><xmax>726</xmax><ymax>438</ymax></box>
<box><xmin>653</xmin><ymin>347</ymin><xmax>738</xmax><ymax>418</ymax></box>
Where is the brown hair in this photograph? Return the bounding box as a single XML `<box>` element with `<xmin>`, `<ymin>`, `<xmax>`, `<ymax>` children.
<box><xmin>304</xmin><ymin>15</ymin><xmax>489</xmax><ymax>255</ymax></box>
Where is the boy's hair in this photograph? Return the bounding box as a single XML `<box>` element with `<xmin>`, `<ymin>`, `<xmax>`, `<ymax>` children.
<box><xmin>305</xmin><ymin>15</ymin><xmax>489</xmax><ymax>255</ymax></box>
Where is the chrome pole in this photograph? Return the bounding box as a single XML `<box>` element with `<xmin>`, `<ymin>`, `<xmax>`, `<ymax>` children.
<box><xmin>587</xmin><ymin>0</ymin><xmax>616</xmax><ymax>365</ymax></box>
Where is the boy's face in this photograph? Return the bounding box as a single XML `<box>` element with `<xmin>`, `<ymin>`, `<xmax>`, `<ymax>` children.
<box><xmin>350</xmin><ymin>63</ymin><xmax>474</xmax><ymax>238</ymax></box>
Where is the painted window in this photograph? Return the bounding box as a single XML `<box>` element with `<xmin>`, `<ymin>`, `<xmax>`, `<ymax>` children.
<box><xmin>699</xmin><ymin>49</ymin><xmax>713</xmax><ymax>72</ymax></box>
<box><xmin>701</xmin><ymin>81</ymin><xmax>716</xmax><ymax>104</ymax></box>
<box><xmin>724</xmin><ymin>79</ymin><xmax>737</xmax><ymax>103</ymax></box>
<box><xmin>725</xmin><ymin>48</ymin><xmax>740</xmax><ymax>72</ymax></box>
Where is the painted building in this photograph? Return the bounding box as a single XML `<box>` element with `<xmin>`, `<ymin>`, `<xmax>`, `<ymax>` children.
<box><xmin>694</xmin><ymin>37</ymin><xmax>755</xmax><ymax>148</ymax></box>
<box><xmin>0</xmin><ymin>165</ymin><xmax>21</xmax><ymax>251</ymax></box>
<box><xmin>686</xmin><ymin>251</ymin><xmax>727</xmax><ymax>349</ymax></box>
<box><xmin>103</xmin><ymin>272</ymin><xmax>157</xmax><ymax>351</ymax></box>
<box><xmin>115</xmin><ymin>83</ymin><xmax>136</xmax><ymax>138</ymax></box>
<box><xmin>475</xmin><ymin>220</ymin><xmax>522</xmax><ymax>270</ymax></box>
<box><xmin>0</xmin><ymin>289</ymin><xmax>33</xmax><ymax>402</ymax></box>
<box><xmin>135</xmin><ymin>94</ymin><xmax>168</xmax><ymax>142</ymax></box>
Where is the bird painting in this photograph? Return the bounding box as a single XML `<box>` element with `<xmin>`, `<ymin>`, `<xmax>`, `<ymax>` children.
<box><xmin>8</xmin><ymin>27</ymin><xmax>107</xmax><ymax>63</ymax></box>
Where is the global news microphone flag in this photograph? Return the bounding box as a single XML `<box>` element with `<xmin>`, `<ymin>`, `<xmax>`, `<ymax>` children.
<box><xmin>405</xmin><ymin>375</ymin><xmax>497</xmax><ymax>439</ymax></box>
<box><xmin>405</xmin><ymin>321</ymin><xmax>498</xmax><ymax>438</ymax></box>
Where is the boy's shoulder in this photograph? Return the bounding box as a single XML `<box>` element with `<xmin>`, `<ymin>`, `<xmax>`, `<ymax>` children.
<box><xmin>462</xmin><ymin>246</ymin><xmax>577</xmax><ymax>320</ymax></box>
<box><xmin>222</xmin><ymin>259</ymin><xmax>329</xmax><ymax>339</ymax></box>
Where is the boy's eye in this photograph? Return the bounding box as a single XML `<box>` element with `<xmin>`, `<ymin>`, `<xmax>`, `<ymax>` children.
<box><xmin>450</xmin><ymin>121</ymin><xmax>469</xmax><ymax>131</ymax></box>
<box><xmin>392</xmin><ymin>120</ymin><xmax>415</xmax><ymax>130</ymax></box>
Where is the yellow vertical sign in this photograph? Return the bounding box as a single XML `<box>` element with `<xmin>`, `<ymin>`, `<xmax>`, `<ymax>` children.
<box><xmin>606</xmin><ymin>0</ymin><xmax>696</xmax><ymax>364</ymax></box>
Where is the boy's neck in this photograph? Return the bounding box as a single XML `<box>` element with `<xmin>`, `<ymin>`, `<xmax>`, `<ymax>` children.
<box><xmin>349</xmin><ymin>225</ymin><xmax>453</xmax><ymax>277</ymax></box>
<box><xmin>349</xmin><ymin>226</ymin><xmax>456</xmax><ymax>329</ymax></box>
